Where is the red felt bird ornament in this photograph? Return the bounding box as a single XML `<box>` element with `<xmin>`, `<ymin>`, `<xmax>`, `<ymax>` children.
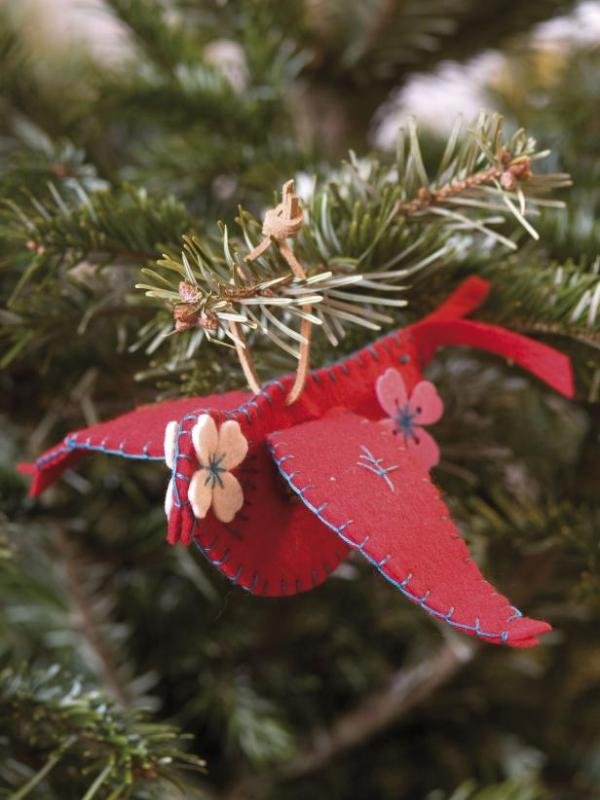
<box><xmin>20</xmin><ymin>275</ymin><xmax>574</xmax><ymax>648</ymax></box>
<box><xmin>20</xmin><ymin>184</ymin><xmax>574</xmax><ymax>649</ymax></box>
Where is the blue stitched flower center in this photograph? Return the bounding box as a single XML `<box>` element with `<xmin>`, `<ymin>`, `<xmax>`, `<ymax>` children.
<box><xmin>396</xmin><ymin>404</ymin><xmax>416</xmax><ymax>436</ymax></box>
<box><xmin>203</xmin><ymin>453</ymin><xmax>226</xmax><ymax>489</ymax></box>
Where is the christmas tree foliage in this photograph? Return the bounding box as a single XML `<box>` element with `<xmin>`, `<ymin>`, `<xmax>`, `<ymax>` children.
<box><xmin>1</xmin><ymin>1</ymin><xmax>598</xmax><ymax>798</ymax></box>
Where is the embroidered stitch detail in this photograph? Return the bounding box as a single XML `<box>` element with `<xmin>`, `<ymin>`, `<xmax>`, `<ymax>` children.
<box><xmin>357</xmin><ymin>445</ymin><xmax>398</xmax><ymax>492</ymax></box>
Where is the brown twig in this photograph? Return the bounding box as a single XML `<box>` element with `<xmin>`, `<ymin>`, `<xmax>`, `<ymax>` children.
<box><xmin>224</xmin><ymin>638</ymin><xmax>476</xmax><ymax>799</ymax></box>
<box><xmin>282</xmin><ymin>638</ymin><xmax>475</xmax><ymax>780</ymax></box>
<box><xmin>395</xmin><ymin>151</ymin><xmax>532</xmax><ymax>216</ymax></box>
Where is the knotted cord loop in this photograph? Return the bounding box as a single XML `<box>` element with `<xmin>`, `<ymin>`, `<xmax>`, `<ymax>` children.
<box><xmin>233</xmin><ymin>180</ymin><xmax>313</xmax><ymax>405</ymax></box>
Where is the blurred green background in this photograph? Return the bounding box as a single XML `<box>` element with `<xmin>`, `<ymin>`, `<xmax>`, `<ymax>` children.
<box><xmin>1</xmin><ymin>2</ymin><xmax>599</xmax><ymax>799</ymax></box>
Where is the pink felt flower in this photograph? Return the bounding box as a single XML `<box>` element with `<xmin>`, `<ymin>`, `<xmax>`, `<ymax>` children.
<box><xmin>375</xmin><ymin>368</ymin><xmax>444</xmax><ymax>470</ymax></box>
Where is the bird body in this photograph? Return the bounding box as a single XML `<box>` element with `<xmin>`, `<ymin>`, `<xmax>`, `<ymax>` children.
<box><xmin>21</xmin><ymin>278</ymin><xmax>574</xmax><ymax>647</ymax></box>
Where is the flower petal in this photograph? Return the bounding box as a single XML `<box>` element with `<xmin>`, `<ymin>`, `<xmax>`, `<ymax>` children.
<box><xmin>189</xmin><ymin>469</ymin><xmax>214</xmax><ymax>518</ymax></box>
<box><xmin>164</xmin><ymin>420</ymin><xmax>179</xmax><ymax>469</ymax></box>
<box><xmin>164</xmin><ymin>476</ymin><xmax>174</xmax><ymax>517</ymax></box>
<box><xmin>375</xmin><ymin>368</ymin><xmax>408</xmax><ymax>418</ymax></box>
<box><xmin>212</xmin><ymin>471</ymin><xmax>244</xmax><ymax>523</ymax></box>
<box><xmin>408</xmin><ymin>426</ymin><xmax>440</xmax><ymax>471</ymax></box>
<box><xmin>191</xmin><ymin>414</ymin><xmax>218</xmax><ymax>466</ymax></box>
<box><xmin>409</xmin><ymin>381</ymin><xmax>444</xmax><ymax>425</ymax></box>
<box><xmin>379</xmin><ymin>417</ymin><xmax>397</xmax><ymax>435</ymax></box>
<box><xmin>217</xmin><ymin>420</ymin><xmax>248</xmax><ymax>470</ymax></box>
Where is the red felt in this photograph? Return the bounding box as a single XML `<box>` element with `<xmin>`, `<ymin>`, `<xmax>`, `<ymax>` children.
<box><xmin>412</xmin><ymin>319</ymin><xmax>574</xmax><ymax>398</ymax></box>
<box><xmin>268</xmin><ymin>412</ymin><xmax>551</xmax><ymax>647</ymax></box>
<box><xmin>180</xmin><ymin>439</ymin><xmax>350</xmax><ymax>596</ymax></box>
<box><xmin>422</xmin><ymin>276</ymin><xmax>491</xmax><ymax>322</ymax></box>
<box><xmin>21</xmin><ymin>391</ymin><xmax>252</xmax><ymax>497</ymax></box>
<box><xmin>160</xmin><ymin>387</ymin><xmax>352</xmax><ymax>593</ymax></box>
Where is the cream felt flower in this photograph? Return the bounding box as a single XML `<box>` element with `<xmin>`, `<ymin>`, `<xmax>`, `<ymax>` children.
<box><xmin>188</xmin><ymin>415</ymin><xmax>248</xmax><ymax>523</ymax></box>
<box><xmin>163</xmin><ymin>415</ymin><xmax>248</xmax><ymax>523</ymax></box>
<box><xmin>164</xmin><ymin>419</ymin><xmax>179</xmax><ymax>518</ymax></box>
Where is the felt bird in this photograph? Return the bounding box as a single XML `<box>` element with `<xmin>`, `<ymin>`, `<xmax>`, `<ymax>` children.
<box><xmin>20</xmin><ymin>277</ymin><xmax>574</xmax><ymax>648</ymax></box>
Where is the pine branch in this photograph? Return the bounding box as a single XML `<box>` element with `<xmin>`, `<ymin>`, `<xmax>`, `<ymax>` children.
<box><xmin>2</xmin><ymin>182</ymin><xmax>192</xmax><ymax>275</ymax></box>
<box><xmin>136</xmin><ymin>113</ymin><xmax>569</xmax><ymax>385</ymax></box>
<box><xmin>484</xmin><ymin>256</ymin><xmax>600</xmax><ymax>347</ymax></box>
<box><xmin>0</xmin><ymin>182</ymin><xmax>195</xmax><ymax>369</ymax></box>
<box><xmin>0</xmin><ymin>665</ymin><xmax>206</xmax><ymax>798</ymax></box>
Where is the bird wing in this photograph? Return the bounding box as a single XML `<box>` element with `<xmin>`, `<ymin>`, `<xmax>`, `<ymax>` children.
<box><xmin>19</xmin><ymin>390</ymin><xmax>252</xmax><ymax>497</ymax></box>
<box><xmin>268</xmin><ymin>410</ymin><xmax>551</xmax><ymax>647</ymax></box>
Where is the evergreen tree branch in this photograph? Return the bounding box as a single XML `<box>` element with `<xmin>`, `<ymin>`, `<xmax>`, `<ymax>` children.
<box><xmin>135</xmin><ymin>114</ymin><xmax>569</xmax><ymax>387</ymax></box>
<box><xmin>483</xmin><ymin>256</ymin><xmax>600</xmax><ymax>347</ymax></box>
<box><xmin>0</xmin><ymin>665</ymin><xmax>206</xmax><ymax>798</ymax></box>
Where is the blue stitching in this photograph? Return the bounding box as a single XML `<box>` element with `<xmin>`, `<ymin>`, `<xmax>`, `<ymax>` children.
<box><xmin>212</xmin><ymin>548</ymin><xmax>230</xmax><ymax>567</ymax></box>
<box><xmin>169</xmin><ymin>410</ymin><xmax>215</xmax><ymax>511</ymax></box>
<box><xmin>357</xmin><ymin>446</ymin><xmax>398</xmax><ymax>492</ymax></box>
<box><xmin>63</xmin><ymin>435</ymin><xmax>164</xmax><ymax>461</ymax></box>
<box><xmin>270</xmin><ymin>444</ymin><xmax>514</xmax><ymax>643</ymax></box>
<box><xmin>269</xmin><ymin>379</ymin><xmax>286</xmax><ymax>394</ymax></box>
<box><xmin>203</xmin><ymin>534</ymin><xmax>219</xmax><ymax>552</ymax></box>
<box><xmin>36</xmin><ymin>445</ymin><xmax>71</xmax><ymax>468</ymax></box>
<box><xmin>172</xmin><ymin>419</ymin><xmax>187</xmax><ymax>510</ymax></box>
